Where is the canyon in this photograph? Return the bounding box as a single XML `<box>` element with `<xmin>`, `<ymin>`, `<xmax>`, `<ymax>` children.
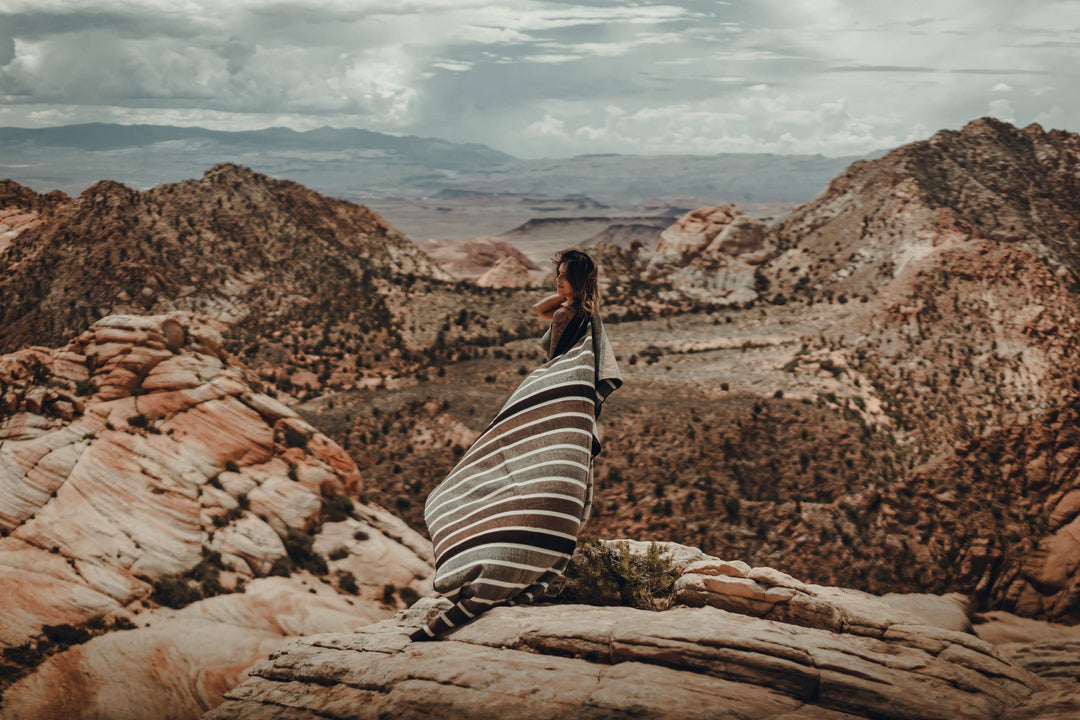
<box><xmin>2</xmin><ymin>116</ymin><xmax>1079</xmax><ymax>718</ymax></box>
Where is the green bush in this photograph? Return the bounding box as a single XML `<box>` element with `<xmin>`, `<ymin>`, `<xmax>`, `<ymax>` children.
<box><xmin>550</xmin><ymin>537</ymin><xmax>678</xmax><ymax>611</ymax></box>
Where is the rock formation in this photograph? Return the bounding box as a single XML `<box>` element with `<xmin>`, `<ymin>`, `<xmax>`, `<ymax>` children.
<box><xmin>0</xmin><ymin>163</ymin><xmax>450</xmax><ymax>354</ymax></box>
<box><xmin>589</xmin><ymin>204</ymin><xmax>773</xmax><ymax>307</ymax></box>
<box><xmin>648</xmin><ymin>204</ymin><xmax>773</xmax><ymax>304</ymax></box>
<box><xmin>206</xmin><ymin>540</ymin><xmax>1065</xmax><ymax>720</ymax></box>
<box><xmin>0</xmin><ymin>180</ymin><xmax>68</xmax><ymax>254</ymax></box>
<box><xmin>475</xmin><ymin>254</ymin><xmax>535</xmax><ymax>288</ymax></box>
<box><xmin>416</xmin><ymin>236</ymin><xmax>539</xmax><ymax>283</ymax></box>
<box><xmin>0</xmin><ymin>314</ymin><xmax>433</xmax><ymax>718</ymax></box>
<box><xmin>769</xmin><ymin>118</ymin><xmax>1080</xmax><ymax>453</ymax></box>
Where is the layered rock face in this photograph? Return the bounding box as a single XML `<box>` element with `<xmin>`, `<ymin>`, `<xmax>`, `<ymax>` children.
<box><xmin>207</xmin><ymin>541</ymin><xmax>1056</xmax><ymax>720</ymax></box>
<box><xmin>416</xmin><ymin>236</ymin><xmax>539</xmax><ymax>283</ymax></box>
<box><xmin>0</xmin><ymin>314</ymin><xmax>433</xmax><ymax>718</ymax></box>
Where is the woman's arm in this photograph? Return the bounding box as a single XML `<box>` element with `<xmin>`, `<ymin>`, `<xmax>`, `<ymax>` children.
<box><xmin>532</xmin><ymin>293</ymin><xmax>566</xmax><ymax>320</ymax></box>
<box><xmin>548</xmin><ymin>306</ymin><xmax>574</xmax><ymax>353</ymax></box>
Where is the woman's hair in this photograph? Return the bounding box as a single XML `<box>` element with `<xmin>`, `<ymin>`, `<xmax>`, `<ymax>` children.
<box><xmin>553</xmin><ymin>249</ymin><xmax>599</xmax><ymax>315</ymax></box>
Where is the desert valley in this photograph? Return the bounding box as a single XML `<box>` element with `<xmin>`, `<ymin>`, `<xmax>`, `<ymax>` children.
<box><xmin>2</xmin><ymin>117</ymin><xmax>1080</xmax><ymax>719</ymax></box>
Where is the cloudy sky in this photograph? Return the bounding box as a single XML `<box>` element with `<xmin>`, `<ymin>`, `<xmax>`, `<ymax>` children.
<box><xmin>0</xmin><ymin>0</ymin><xmax>1076</xmax><ymax>158</ymax></box>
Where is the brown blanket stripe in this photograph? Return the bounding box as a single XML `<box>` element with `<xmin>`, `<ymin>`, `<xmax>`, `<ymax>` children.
<box><xmin>411</xmin><ymin>319</ymin><xmax>620</xmax><ymax>640</ymax></box>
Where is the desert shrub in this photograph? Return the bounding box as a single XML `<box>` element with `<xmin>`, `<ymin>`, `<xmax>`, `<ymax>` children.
<box><xmin>269</xmin><ymin>556</ymin><xmax>293</xmax><ymax>577</ymax></box>
<box><xmin>127</xmin><ymin>413</ymin><xmax>149</xmax><ymax>428</ymax></box>
<box><xmin>399</xmin><ymin>586</ymin><xmax>421</xmax><ymax>607</ymax></box>
<box><xmin>323</xmin><ymin>493</ymin><xmax>354</xmax><ymax>522</ymax></box>
<box><xmin>381</xmin><ymin>584</ymin><xmax>397</xmax><ymax>604</ymax></box>
<box><xmin>549</xmin><ymin>537</ymin><xmax>678</xmax><ymax>611</ymax></box>
<box><xmin>191</xmin><ymin>547</ymin><xmax>226</xmax><ymax>597</ymax></box>
<box><xmin>151</xmin><ymin>576</ymin><xmax>202</xmax><ymax>609</ymax></box>
<box><xmin>328</xmin><ymin>546</ymin><xmax>348</xmax><ymax>561</ymax></box>
<box><xmin>284</xmin><ymin>528</ymin><xmax>327</xmax><ymax>575</ymax></box>
<box><xmin>110</xmin><ymin>617</ymin><xmax>136</xmax><ymax>630</ymax></box>
<box><xmin>42</xmin><ymin>624</ymin><xmax>91</xmax><ymax>646</ymax></box>
<box><xmin>75</xmin><ymin>378</ymin><xmax>96</xmax><ymax>396</ymax></box>
<box><xmin>2</xmin><ymin>644</ymin><xmax>43</xmax><ymax>666</ymax></box>
<box><xmin>353</xmin><ymin>529</ymin><xmax>370</xmax><ymax>541</ymax></box>
<box><xmin>336</xmin><ymin>570</ymin><xmax>359</xmax><ymax>595</ymax></box>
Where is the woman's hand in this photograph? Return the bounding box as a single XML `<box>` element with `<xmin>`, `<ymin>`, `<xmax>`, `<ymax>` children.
<box><xmin>532</xmin><ymin>293</ymin><xmax>566</xmax><ymax>320</ymax></box>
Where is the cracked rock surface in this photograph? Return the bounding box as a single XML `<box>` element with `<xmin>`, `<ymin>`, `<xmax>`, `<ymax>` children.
<box><xmin>207</xmin><ymin>555</ymin><xmax>1053</xmax><ymax>720</ymax></box>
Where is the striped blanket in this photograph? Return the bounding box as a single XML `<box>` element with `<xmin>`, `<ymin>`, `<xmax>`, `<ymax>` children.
<box><xmin>410</xmin><ymin>316</ymin><xmax>620</xmax><ymax>640</ymax></box>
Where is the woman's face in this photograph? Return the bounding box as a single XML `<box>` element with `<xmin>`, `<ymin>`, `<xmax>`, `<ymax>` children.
<box><xmin>556</xmin><ymin>262</ymin><xmax>574</xmax><ymax>301</ymax></box>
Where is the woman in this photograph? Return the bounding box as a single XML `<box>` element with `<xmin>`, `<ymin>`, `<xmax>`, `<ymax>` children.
<box><xmin>532</xmin><ymin>249</ymin><xmax>597</xmax><ymax>362</ymax></box>
<box><xmin>410</xmin><ymin>249</ymin><xmax>621</xmax><ymax>641</ymax></box>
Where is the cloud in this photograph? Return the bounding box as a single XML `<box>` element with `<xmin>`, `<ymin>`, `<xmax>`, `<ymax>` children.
<box><xmin>0</xmin><ymin>0</ymin><xmax>1076</xmax><ymax>159</ymax></box>
<box><xmin>430</xmin><ymin>59</ymin><xmax>475</xmax><ymax>73</ymax></box>
<box><xmin>988</xmin><ymin>98</ymin><xmax>1017</xmax><ymax>123</ymax></box>
<box><xmin>524</xmin><ymin>113</ymin><xmax>567</xmax><ymax>137</ymax></box>
<box><xmin>515</xmin><ymin>87</ymin><xmax>905</xmax><ymax>156</ymax></box>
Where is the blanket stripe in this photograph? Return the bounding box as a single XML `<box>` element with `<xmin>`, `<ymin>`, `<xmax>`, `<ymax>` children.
<box><xmin>411</xmin><ymin>318</ymin><xmax>620</xmax><ymax>640</ymax></box>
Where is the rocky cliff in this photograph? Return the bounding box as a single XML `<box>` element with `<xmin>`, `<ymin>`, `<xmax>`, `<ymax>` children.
<box><xmin>0</xmin><ymin>181</ymin><xmax>68</xmax><ymax>254</ymax></box>
<box><xmin>205</xmin><ymin>540</ymin><xmax>1078</xmax><ymax>720</ymax></box>
<box><xmin>0</xmin><ymin>314</ymin><xmax>434</xmax><ymax>718</ymax></box>
<box><xmin>769</xmin><ymin>118</ymin><xmax>1080</xmax><ymax>455</ymax></box>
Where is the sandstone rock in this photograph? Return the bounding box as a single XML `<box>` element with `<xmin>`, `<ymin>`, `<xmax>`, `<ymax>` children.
<box><xmin>881</xmin><ymin>592</ymin><xmax>973</xmax><ymax>633</ymax></box>
<box><xmin>210</xmin><ymin>515</ymin><xmax>287</xmax><ymax>576</ymax></box>
<box><xmin>0</xmin><ymin>579</ymin><xmax>375</xmax><ymax>720</ymax></box>
<box><xmin>0</xmin><ymin>314</ymin><xmax>435</xmax><ymax>717</ymax></box>
<box><xmin>655</xmin><ymin>205</ymin><xmax>741</xmax><ymax>263</ymax></box>
<box><xmin>973</xmin><ymin>610</ymin><xmax>1080</xmax><ymax>720</ymax></box>
<box><xmin>208</xmin><ymin>595</ymin><xmax>1044</xmax><ymax>720</ymax></box>
<box><xmin>668</xmin><ymin>550</ymin><xmax>986</xmax><ymax>642</ymax></box>
<box><xmin>644</xmin><ymin>205</ymin><xmax>773</xmax><ymax>304</ymax></box>
<box><xmin>416</xmin><ymin>236</ymin><xmax>540</xmax><ymax>282</ymax></box>
<box><xmin>475</xmin><ymin>254</ymin><xmax>534</xmax><ymax>288</ymax></box>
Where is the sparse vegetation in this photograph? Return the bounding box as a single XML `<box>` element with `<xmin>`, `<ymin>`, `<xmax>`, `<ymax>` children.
<box><xmin>550</xmin><ymin>537</ymin><xmax>678</xmax><ymax>611</ymax></box>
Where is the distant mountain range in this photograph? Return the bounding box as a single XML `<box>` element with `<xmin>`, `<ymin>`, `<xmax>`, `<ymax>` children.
<box><xmin>0</xmin><ymin>123</ymin><xmax>868</xmax><ymax>206</ymax></box>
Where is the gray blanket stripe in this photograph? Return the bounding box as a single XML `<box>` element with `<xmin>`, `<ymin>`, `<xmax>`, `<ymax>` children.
<box><xmin>410</xmin><ymin>317</ymin><xmax>621</xmax><ymax>640</ymax></box>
